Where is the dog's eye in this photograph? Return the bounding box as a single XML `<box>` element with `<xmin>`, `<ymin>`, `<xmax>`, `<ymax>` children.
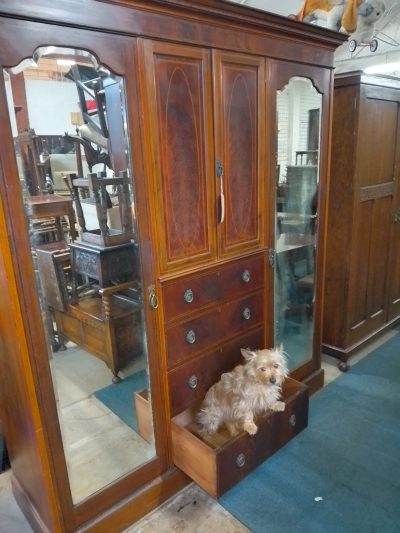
<box><xmin>273</xmin><ymin>363</ymin><xmax>279</xmax><ymax>368</ymax></box>
<box><xmin>260</xmin><ymin>367</ymin><xmax>266</xmax><ymax>372</ymax></box>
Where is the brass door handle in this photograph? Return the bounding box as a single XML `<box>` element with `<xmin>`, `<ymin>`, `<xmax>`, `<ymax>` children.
<box><xmin>216</xmin><ymin>159</ymin><xmax>225</xmax><ymax>224</ymax></box>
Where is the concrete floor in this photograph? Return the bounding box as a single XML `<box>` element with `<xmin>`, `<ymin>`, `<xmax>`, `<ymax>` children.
<box><xmin>0</xmin><ymin>330</ymin><xmax>396</xmax><ymax>533</ymax></box>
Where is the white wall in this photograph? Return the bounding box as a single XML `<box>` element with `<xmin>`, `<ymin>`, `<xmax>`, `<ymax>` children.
<box><xmin>277</xmin><ymin>78</ymin><xmax>321</xmax><ymax>183</ymax></box>
<box><xmin>227</xmin><ymin>0</ymin><xmax>303</xmax><ymax>16</ymax></box>
<box><xmin>4</xmin><ymin>73</ymin><xmax>18</xmax><ymax>138</ymax></box>
<box><xmin>25</xmin><ymin>79</ymin><xmax>80</xmax><ymax>136</ymax></box>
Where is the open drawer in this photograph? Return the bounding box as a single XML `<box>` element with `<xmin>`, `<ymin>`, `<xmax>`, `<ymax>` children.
<box><xmin>171</xmin><ymin>377</ymin><xmax>309</xmax><ymax>497</ymax></box>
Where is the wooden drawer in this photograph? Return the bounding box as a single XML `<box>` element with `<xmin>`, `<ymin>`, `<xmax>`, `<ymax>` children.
<box><xmin>168</xmin><ymin>328</ymin><xmax>264</xmax><ymax>416</ymax></box>
<box><xmin>162</xmin><ymin>253</ymin><xmax>265</xmax><ymax>323</ymax></box>
<box><xmin>171</xmin><ymin>377</ymin><xmax>309</xmax><ymax>497</ymax></box>
<box><xmin>166</xmin><ymin>291</ymin><xmax>264</xmax><ymax>368</ymax></box>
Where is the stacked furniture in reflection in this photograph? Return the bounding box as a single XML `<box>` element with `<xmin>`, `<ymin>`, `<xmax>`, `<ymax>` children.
<box><xmin>276</xmin><ymin>164</ymin><xmax>317</xmax><ymax>343</ymax></box>
<box><xmin>36</xmin><ymin>170</ymin><xmax>143</xmax><ymax>382</ymax></box>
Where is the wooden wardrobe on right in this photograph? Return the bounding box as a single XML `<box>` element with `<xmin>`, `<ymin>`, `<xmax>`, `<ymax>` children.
<box><xmin>323</xmin><ymin>72</ymin><xmax>400</xmax><ymax>367</ymax></box>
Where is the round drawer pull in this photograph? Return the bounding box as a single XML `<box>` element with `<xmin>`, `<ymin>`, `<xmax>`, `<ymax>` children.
<box><xmin>236</xmin><ymin>453</ymin><xmax>246</xmax><ymax>468</ymax></box>
<box><xmin>188</xmin><ymin>375</ymin><xmax>198</xmax><ymax>389</ymax></box>
<box><xmin>183</xmin><ymin>289</ymin><xmax>194</xmax><ymax>303</ymax></box>
<box><xmin>289</xmin><ymin>414</ymin><xmax>296</xmax><ymax>427</ymax></box>
<box><xmin>241</xmin><ymin>269</ymin><xmax>250</xmax><ymax>283</ymax></box>
<box><xmin>185</xmin><ymin>329</ymin><xmax>196</xmax><ymax>344</ymax></box>
<box><xmin>241</xmin><ymin>307</ymin><xmax>251</xmax><ymax>320</ymax></box>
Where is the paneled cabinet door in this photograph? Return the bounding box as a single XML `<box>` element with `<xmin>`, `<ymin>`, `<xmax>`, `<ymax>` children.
<box><xmin>387</xmin><ymin>108</ymin><xmax>400</xmax><ymax>322</ymax></box>
<box><xmin>349</xmin><ymin>92</ymin><xmax>399</xmax><ymax>343</ymax></box>
<box><xmin>213</xmin><ymin>51</ymin><xmax>266</xmax><ymax>257</ymax></box>
<box><xmin>141</xmin><ymin>41</ymin><xmax>216</xmax><ymax>273</ymax></box>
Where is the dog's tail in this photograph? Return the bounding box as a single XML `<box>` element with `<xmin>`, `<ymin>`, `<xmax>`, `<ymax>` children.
<box><xmin>196</xmin><ymin>406</ymin><xmax>220</xmax><ymax>436</ymax></box>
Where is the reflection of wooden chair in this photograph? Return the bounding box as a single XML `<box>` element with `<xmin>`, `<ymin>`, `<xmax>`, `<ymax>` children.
<box><xmin>64</xmin><ymin>171</ymin><xmax>133</xmax><ymax>247</ymax></box>
<box><xmin>36</xmin><ymin>244</ymin><xmax>143</xmax><ymax>383</ymax></box>
<box><xmin>18</xmin><ymin>128</ymin><xmax>50</xmax><ymax>195</ymax></box>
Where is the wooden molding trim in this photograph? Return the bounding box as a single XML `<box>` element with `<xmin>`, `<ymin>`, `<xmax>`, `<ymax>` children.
<box><xmin>80</xmin><ymin>468</ymin><xmax>191</xmax><ymax>532</ymax></box>
<box><xmin>302</xmin><ymin>368</ymin><xmax>325</xmax><ymax>395</ymax></box>
<box><xmin>322</xmin><ymin>317</ymin><xmax>400</xmax><ymax>360</ymax></box>
<box><xmin>0</xmin><ymin>0</ymin><xmax>346</xmax><ymax>69</ymax></box>
<box><xmin>11</xmin><ymin>474</ymin><xmax>56</xmax><ymax>533</ymax></box>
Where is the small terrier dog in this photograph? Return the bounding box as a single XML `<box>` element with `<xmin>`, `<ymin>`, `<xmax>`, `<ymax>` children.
<box><xmin>197</xmin><ymin>347</ymin><xmax>288</xmax><ymax>437</ymax></box>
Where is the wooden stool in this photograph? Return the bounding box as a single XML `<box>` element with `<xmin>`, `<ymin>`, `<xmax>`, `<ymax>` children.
<box><xmin>25</xmin><ymin>194</ymin><xmax>77</xmax><ymax>242</ymax></box>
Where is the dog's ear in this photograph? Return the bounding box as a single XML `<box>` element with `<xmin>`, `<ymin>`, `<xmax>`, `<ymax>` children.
<box><xmin>241</xmin><ymin>348</ymin><xmax>257</xmax><ymax>361</ymax></box>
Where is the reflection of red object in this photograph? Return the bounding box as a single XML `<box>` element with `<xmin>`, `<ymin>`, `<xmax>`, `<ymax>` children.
<box><xmin>86</xmin><ymin>99</ymin><xmax>96</xmax><ymax>111</ymax></box>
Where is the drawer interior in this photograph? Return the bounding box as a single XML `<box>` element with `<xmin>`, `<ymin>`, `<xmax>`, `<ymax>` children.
<box><xmin>171</xmin><ymin>377</ymin><xmax>309</xmax><ymax>497</ymax></box>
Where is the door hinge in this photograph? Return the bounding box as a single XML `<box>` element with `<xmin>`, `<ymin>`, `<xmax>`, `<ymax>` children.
<box><xmin>148</xmin><ymin>284</ymin><xmax>159</xmax><ymax>309</ymax></box>
<box><xmin>216</xmin><ymin>159</ymin><xmax>223</xmax><ymax>178</ymax></box>
<box><xmin>268</xmin><ymin>248</ymin><xmax>275</xmax><ymax>267</ymax></box>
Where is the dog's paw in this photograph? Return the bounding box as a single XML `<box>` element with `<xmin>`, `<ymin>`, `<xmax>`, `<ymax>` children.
<box><xmin>271</xmin><ymin>401</ymin><xmax>285</xmax><ymax>412</ymax></box>
<box><xmin>243</xmin><ymin>420</ymin><xmax>258</xmax><ymax>435</ymax></box>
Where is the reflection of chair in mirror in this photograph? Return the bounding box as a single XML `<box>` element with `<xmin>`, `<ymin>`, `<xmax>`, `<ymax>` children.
<box><xmin>36</xmin><ymin>244</ymin><xmax>143</xmax><ymax>383</ymax></box>
<box><xmin>18</xmin><ymin>128</ymin><xmax>50</xmax><ymax>195</ymax></box>
<box><xmin>65</xmin><ymin>170</ymin><xmax>137</xmax><ymax>288</ymax></box>
<box><xmin>295</xmin><ymin>150</ymin><xmax>318</xmax><ymax>166</ymax></box>
<box><xmin>65</xmin><ymin>170</ymin><xmax>133</xmax><ymax>247</ymax></box>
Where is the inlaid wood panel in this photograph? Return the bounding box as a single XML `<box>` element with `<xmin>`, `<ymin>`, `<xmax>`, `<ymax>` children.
<box><xmin>142</xmin><ymin>41</ymin><xmax>216</xmax><ymax>272</ymax></box>
<box><xmin>213</xmin><ymin>51</ymin><xmax>266</xmax><ymax>257</ymax></box>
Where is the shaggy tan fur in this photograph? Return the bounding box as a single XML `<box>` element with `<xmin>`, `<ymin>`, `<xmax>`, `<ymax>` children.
<box><xmin>299</xmin><ymin>0</ymin><xmax>362</xmax><ymax>33</ymax></box>
<box><xmin>197</xmin><ymin>347</ymin><xmax>288</xmax><ymax>437</ymax></box>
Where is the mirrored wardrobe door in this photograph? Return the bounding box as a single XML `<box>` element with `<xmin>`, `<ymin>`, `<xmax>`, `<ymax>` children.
<box><xmin>275</xmin><ymin>76</ymin><xmax>322</xmax><ymax>371</ymax></box>
<box><xmin>2</xmin><ymin>31</ymin><xmax>161</xmax><ymax>509</ymax></box>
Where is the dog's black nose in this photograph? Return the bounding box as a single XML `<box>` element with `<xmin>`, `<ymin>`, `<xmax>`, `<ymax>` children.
<box><xmin>269</xmin><ymin>377</ymin><xmax>276</xmax><ymax>384</ymax></box>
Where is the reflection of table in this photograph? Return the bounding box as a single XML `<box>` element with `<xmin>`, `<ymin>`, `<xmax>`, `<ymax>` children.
<box><xmin>25</xmin><ymin>194</ymin><xmax>77</xmax><ymax>241</ymax></box>
<box><xmin>276</xmin><ymin>234</ymin><xmax>314</xmax><ymax>254</ymax></box>
<box><xmin>276</xmin><ymin>234</ymin><xmax>315</xmax><ymax>279</ymax></box>
<box><xmin>277</xmin><ymin>212</ymin><xmax>316</xmax><ymax>234</ymax></box>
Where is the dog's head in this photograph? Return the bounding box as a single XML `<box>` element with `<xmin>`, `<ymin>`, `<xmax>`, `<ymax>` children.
<box><xmin>240</xmin><ymin>347</ymin><xmax>288</xmax><ymax>386</ymax></box>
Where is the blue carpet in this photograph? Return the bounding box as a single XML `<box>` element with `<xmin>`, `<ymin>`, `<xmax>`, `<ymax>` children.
<box><xmin>219</xmin><ymin>330</ymin><xmax>400</xmax><ymax>533</ymax></box>
<box><xmin>94</xmin><ymin>370</ymin><xmax>148</xmax><ymax>431</ymax></box>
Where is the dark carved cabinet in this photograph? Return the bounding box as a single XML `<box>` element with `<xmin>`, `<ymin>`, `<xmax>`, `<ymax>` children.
<box><xmin>323</xmin><ymin>72</ymin><xmax>400</xmax><ymax>365</ymax></box>
<box><xmin>0</xmin><ymin>1</ymin><xmax>344</xmax><ymax>531</ymax></box>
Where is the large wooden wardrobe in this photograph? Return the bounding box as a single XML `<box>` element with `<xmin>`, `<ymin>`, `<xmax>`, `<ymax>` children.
<box><xmin>0</xmin><ymin>1</ymin><xmax>344</xmax><ymax>531</ymax></box>
<box><xmin>323</xmin><ymin>72</ymin><xmax>400</xmax><ymax>367</ymax></box>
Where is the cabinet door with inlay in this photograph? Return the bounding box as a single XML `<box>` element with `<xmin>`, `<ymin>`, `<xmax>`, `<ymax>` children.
<box><xmin>141</xmin><ymin>41</ymin><xmax>216</xmax><ymax>273</ymax></box>
<box><xmin>213</xmin><ymin>51</ymin><xmax>266</xmax><ymax>257</ymax></box>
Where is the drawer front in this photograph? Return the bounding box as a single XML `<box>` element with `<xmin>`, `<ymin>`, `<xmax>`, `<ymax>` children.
<box><xmin>162</xmin><ymin>253</ymin><xmax>265</xmax><ymax>322</ymax></box>
<box><xmin>217</xmin><ymin>379</ymin><xmax>309</xmax><ymax>495</ymax></box>
<box><xmin>171</xmin><ymin>377</ymin><xmax>309</xmax><ymax>498</ymax></box>
<box><xmin>166</xmin><ymin>291</ymin><xmax>264</xmax><ymax>368</ymax></box>
<box><xmin>169</xmin><ymin>328</ymin><xmax>264</xmax><ymax>416</ymax></box>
